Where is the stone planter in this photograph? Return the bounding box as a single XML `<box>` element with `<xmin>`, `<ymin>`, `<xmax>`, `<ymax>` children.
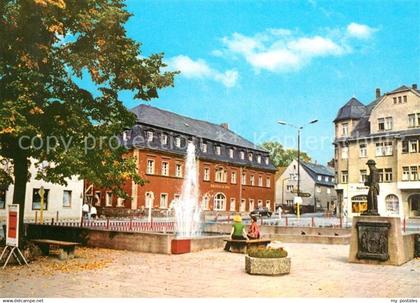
<box><xmin>245</xmin><ymin>255</ymin><xmax>291</xmax><ymax>275</ymax></box>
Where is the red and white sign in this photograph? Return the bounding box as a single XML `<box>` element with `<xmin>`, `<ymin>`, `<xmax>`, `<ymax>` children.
<box><xmin>6</xmin><ymin>204</ymin><xmax>19</xmax><ymax>247</ymax></box>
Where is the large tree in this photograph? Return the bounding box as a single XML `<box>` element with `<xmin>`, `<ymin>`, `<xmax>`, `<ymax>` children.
<box><xmin>261</xmin><ymin>141</ymin><xmax>312</xmax><ymax>168</ymax></box>
<box><xmin>0</xmin><ymin>0</ymin><xmax>176</xmax><ymax>246</ymax></box>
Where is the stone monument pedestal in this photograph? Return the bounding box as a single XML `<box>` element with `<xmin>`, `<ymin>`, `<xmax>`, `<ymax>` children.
<box><xmin>349</xmin><ymin>216</ymin><xmax>416</xmax><ymax>266</ymax></box>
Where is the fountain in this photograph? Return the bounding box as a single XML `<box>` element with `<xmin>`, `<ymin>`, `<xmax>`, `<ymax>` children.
<box><xmin>174</xmin><ymin>142</ymin><xmax>202</xmax><ymax>237</ymax></box>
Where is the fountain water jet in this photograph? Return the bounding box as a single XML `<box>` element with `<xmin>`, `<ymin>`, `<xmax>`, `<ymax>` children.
<box><xmin>174</xmin><ymin>142</ymin><xmax>202</xmax><ymax>237</ymax></box>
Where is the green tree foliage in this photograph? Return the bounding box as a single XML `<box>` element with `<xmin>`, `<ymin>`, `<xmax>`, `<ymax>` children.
<box><xmin>260</xmin><ymin>141</ymin><xmax>311</xmax><ymax>168</ymax></box>
<box><xmin>0</xmin><ymin>0</ymin><xmax>176</xmax><ymax>244</ymax></box>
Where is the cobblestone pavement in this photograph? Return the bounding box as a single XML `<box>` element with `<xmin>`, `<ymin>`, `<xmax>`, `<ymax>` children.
<box><xmin>1</xmin><ymin>243</ymin><xmax>419</xmax><ymax>298</ymax></box>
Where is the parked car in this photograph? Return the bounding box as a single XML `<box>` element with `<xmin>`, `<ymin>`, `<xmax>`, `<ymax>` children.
<box><xmin>250</xmin><ymin>207</ymin><xmax>272</xmax><ymax>218</ymax></box>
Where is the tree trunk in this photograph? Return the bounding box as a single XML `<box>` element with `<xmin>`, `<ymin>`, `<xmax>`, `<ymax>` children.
<box><xmin>12</xmin><ymin>155</ymin><xmax>29</xmax><ymax>248</ymax></box>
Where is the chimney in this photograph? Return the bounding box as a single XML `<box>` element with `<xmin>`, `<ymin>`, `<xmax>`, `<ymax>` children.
<box><xmin>220</xmin><ymin>123</ymin><xmax>229</xmax><ymax>130</ymax></box>
<box><xmin>375</xmin><ymin>88</ymin><xmax>381</xmax><ymax>98</ymax></box>
<box><xmin>413</xmin><ymin>84</ymin><xmax>418</xmax><ymax>90</ymax></box>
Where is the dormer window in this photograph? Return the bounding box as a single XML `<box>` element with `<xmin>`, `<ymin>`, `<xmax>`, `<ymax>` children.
<box><xmin>146</xmin><ymin>131</ymin><xmax>153</xmax><ymax>142</ymax></box>
<box><xmin>265</xmin><ymin>157</ymin><xmax>269</xmax><ymax>165</ymax></box>
<box><xmin>240</xmin><ymin>151</ymin><xmax>245</xmax><ymax>160</ymax></box>
<box><xmin>161</xmin><ymin>134</ymin><xmax>168</xmax><ymax>145</ymax></box>
<box><xmin>215</xmin><ymin>145</ymin><xmax>221</xmax><ymax>155</ymax></box>
<box><xmin>229</xmin><ymin>148</ymin><xmax>234</xmax><ymax>158</ymax></box>
<box><xmin>257</xmin><ymin>155</ymin><xmax>261</xmax><ymax>163</ymax></box>
<box><xmin>248</xmin><ymin>153</ymin><xmax>253</xmax><ymax>161</ymax></box>
<box><xmin>317</xmin><ymin>175</ymin><xmax>322</xmax><ymax>181</ymax></box>
<box><xmin>201</xmin><ymin>143</ymin><xmax>207</xmax><ymax>153</ymax></box>
<box><xmin>123</xmin><ymin>130</ymin><xmax>131</xmax><ymax>141</ymax></box>
<box><xmin>175</xmin><ymin>137</ymin><xmax>181</xmax><ymax>148</ymax></box>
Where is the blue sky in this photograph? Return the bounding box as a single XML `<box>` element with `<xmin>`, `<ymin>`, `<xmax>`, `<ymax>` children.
<box><xmin>118</xmin><ymin>0</ymin><xmax>419</xmax><ymax>164</ymax></box>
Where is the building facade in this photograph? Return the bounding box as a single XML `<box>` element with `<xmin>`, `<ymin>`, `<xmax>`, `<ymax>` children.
<box><xmin>275</xmin><ymin>159</ymin><xmax>337</xmax><ymax>213</ymax></box>
<box><xmin>89</xmin><ymin>105</ymin><xmax>276</xmax><ymax>214</ymax></box>
<box><xmin>333</xmin><ymin>85</ymin><xmax>420</xmax><ymax>218</ymax></box>
<box><xmin>0</xmin><ymin>160</ymin><xmax>84</xmax><ymax>222</ymax></box>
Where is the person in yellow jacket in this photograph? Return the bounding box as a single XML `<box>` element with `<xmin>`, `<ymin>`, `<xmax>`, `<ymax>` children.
<box><xmin>224</xmin><ymin>214</ymin><xmax>248</xmax><ymax>251</ymax></box>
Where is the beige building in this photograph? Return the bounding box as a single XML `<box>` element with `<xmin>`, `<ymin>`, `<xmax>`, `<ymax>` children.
<box><xmin>333</xmin><ymin>84</ymin><xmax>420</xmax><ymax>218</ymax></box>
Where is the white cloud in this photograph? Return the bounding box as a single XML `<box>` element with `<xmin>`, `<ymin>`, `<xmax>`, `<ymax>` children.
<box><xmin>346</xmin><ymin>22</ymin><xmax>376</xmax><ymax>39</ymax></box>
<box><xmin>219</xmin><ymin>23</ymin><xmax>377</xmax><ymax>73</ymax></box>
<box><xmin>167</xmin><ymin>55</ymin><xmax>238</xmax><ymax>88</ymax></box>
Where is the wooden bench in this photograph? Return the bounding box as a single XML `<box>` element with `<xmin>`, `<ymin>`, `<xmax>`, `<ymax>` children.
<box><xmin>31</xmin><ymin>239</ymin><xmax>80</xmax><ymax>260</ymax></box>
<box><xmin>224</xmin><ymin>239</ymin><xmax>271</xmax><ymax>253</ymax></box>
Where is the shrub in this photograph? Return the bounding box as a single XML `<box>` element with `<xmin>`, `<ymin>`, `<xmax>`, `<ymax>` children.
<box><xmin>247</xmin><ymin>246</ymin><xmax>288</xmax><ymax>258</ymax></box>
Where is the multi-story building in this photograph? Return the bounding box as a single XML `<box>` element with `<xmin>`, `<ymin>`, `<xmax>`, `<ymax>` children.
<box><xmin>90</xmin><ymin>105</ymin><xmax>276</xmax><ymax>213</ymax></box>
<box><xmin>275</xmin><ymin>160</ymin><xmax>337</xmax><ymax>213</ymax></box>
<box><xmin>333</xmin><ymin>84</ymin><xmax>420</xmax><ymax>218</ymax></box>
<box><xmin>0</xmin><ymin>160</ymin><xmax>84</xmax><ymax>222</ymax></box>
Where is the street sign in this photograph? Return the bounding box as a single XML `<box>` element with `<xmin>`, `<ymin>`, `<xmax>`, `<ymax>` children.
<box><xmin>298</xmin><ymin>192</ymin><xmax>311</xmax><ymax>198</ymax></box>
<box><xmin>6</xmin><ymin>204</ymin><xmax>19</xmax><ymax>247</ymax></box>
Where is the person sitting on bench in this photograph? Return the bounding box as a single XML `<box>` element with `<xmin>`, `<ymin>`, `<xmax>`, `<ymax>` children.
<box><xmin>224</xmin><ymin>214</ymin><xmax>248</xmax><ymax>251</ymax></box>
<box><xmin>247</xmin><ymin>215</ymin><xmax>261</xmax><ymax>239</ymax></box>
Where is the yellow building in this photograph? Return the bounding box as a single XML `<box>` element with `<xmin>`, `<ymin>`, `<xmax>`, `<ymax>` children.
<box><xmin>333</xmin><ymin>85</ymin><xmax>420</xmax><ymax>218</ymax></box>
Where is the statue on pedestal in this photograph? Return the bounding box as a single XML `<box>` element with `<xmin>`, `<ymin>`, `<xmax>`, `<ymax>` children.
<box><xmin>362</xmin><ymin>159</ymin><xmax>380</xmax><ymax>216</ymax></box>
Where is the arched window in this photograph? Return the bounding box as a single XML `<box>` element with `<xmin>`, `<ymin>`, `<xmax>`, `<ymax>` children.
<box><xmin>215</xmin><ymin>167</ymin><xmax>227</xmax><ymax>183</ymax></box>
<box><xmin>214</xmin><ymin>193</ymin><xmax>226</xmax><ymax>211</ymax></box>
<box><xmin>351</xmin><ymin>195</ymin><xmax>367</xmax><ymax>213</ymax></box>
<box><xmin>385</xmin><ymin>194</ymin><xmax>399</xmax><ymax>215</ymax></box>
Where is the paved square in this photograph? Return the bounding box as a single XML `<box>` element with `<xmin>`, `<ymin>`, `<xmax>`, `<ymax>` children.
<box><xmin>1</xmin><ymin>243</ymin><xmax>419</xmax><ymax>297</ymax></box>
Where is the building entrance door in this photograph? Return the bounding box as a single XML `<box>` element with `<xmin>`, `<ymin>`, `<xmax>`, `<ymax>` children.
<box><xmin>408</xmin><ymin>194</ymin><xmax>420</xmax><ymax>217</ymax></box>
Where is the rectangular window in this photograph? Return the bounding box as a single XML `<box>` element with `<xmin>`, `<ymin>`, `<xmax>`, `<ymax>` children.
<box><xmin>403</xmin><ymin>95</ymin><xmax>407</xmax><ymax>103</ymax></box>
<box><xmin>250</xmin><ymin>175</ymin><xmax>255</xmax><ymax>186</ymax></box>
<box><xmin>202</xmin><ymin>196</ymin><xmax>209</xmax><ymax>210</ymax></box>
<box><xmin>0</xmin><ymin>190</ymin><xmax>6</xmax><ymax>209</ymax></box>
<box><xmin>385</xmin><ymin>117</ymin><xmax>393</xmax><ymax>130</ymax></box>
<box><xmin>417</xmin><ymin>113</ymin><xmax>420</xmax><ymax>126</ymax></box>
<box><xmin>286</xmin><ymin>185</ymin><xmax>294</xmax><ymax>192</ymax></box>
<box><xmin>257</xmin><ymin>200</ymin><xmax>263</xmax><ymax>207</ymax></box>
<box><xmin>341</xmin><ymin>171</ymin><xmax>348</xmax><ymax>184</ymax></box>
<box><xmin>242</xmin><ymin>173</ymin><xmax>246</xmax><ymax>185</ymax></box>
<box><xmin>316</xmin><ymin>186</ymin><xmax>321</xmax><ymax>193</ymax></box>
<box><xmin>393</xmin><ymin>97</ymin><xmax>397</xmax><ymax>104</ymax></box>
<box><xmin>229</xmin><ymin>148</ymin><xmax>234</xmax><ymax>158</ymax></box>
<box><xmin>160</xmin><ymin>193</ymin><xmax>168</xmax><ymax>208</ymax></box>
<box><xmin>32</xmin><ymin>188</ymin><xmax>49</xmax><ymax>210</ymax></box>
<box><xmin>341</xmin><ymin>146</ymin><xmax>348</xmax><ymax>159</ymax></box>
<box><xmin>106</xmin><ymin>192</ymin><xmax>112</xmax><ymax>206</ymax></box>
<box><xmin>317</xmin><ymin>175</ymin><xmax>322</xmax><ymax>181</ymax></box>
<box><xmin>203</xmin><ymin>167</ymin><xmax>210</xmax><ymax>181</ymax></box>
<box><xmin>378</xmin><ymin>169</ymin><xmax>384</xmax><ymax>183</ymax></box>
<box><xmin>402</xmin><ymin>141</ymin><xmax>409</xmax><ymax>153</ymax></box>
<box><xmin>384</xmin><ymin>168</ymin><xmax>393</xmax><ymax>182</ymax></box>
<box><xmin>257</xmin><ymin>155</ymin><xmax>261</xmax><ymax>163</ymax></box>
<box><xmin>175</xmin><ymin>137</ymin><xmax>181</xmax><ymax>148</ymax></box>
<box><xmin>231</xmin><ymin>171</ymin><xmax>237</xmax><ymax>184</ymax></box>
<box><xmin>215</xmin><ymin>168</ymin><xmax>227</xmax><ymax>183</ymax></box>
<box><xmin>342</xmin><ymin>123</ymin><xmax>349</xmax><ymax>137</ymax></box>
<box><xmin>63</xmin><ymin>190</ymin><xmax>72</xmax><ymax>208</ymax></box>
<box><xmin>266</xmin><ymin>177</ymin><xmax>271</xmax><ymax>188</ymax></box>
<box><xmin>248</xmin><ymin>153</ymin><xmax>253</xmax><ymax>161</ymax></box>
<box><xmin>327</xmin><ymin>188</ymin><xmax>331</xmax><ymax>194</ymax></box>
<box><xmin>201</xmin><ymin>143</ymin><xmax>207</xmax><ymax>153</ymax></box>
<box><xmin>240</xmin><ymin>199</ymin><xmax>246</xmax><ymax>212</ymax></box>
<box><xmin>384</xmin><ymin>142</ymin><xmax>393</xmax><ymax>156</ymax></box>
<box><xmin>410</xmin><ymin>166</ymin><xmax>418</xmax><ymax>181</ymax></box>
<box><xmin>230</xmin><ymin>198</ymin><xmax>236</xmax><ymax>211</ymax></box>
<box><xmin>146</xmin><ymin>159</ymin><xmax>155</xmax><ymax>174</ymax></box>
<box><xmin>240</xmin><ymin>151</ymin><xmax>245</xmax><ymax>160</ymax></box>
<box><xmin>409</xmin><ymin>140</ymin><xmax>418</xmax><ymax>153</ymax></box>
<box><xmin>409</xmin><ymin>114</ymin><xmax>416</xmax><ymax>128</ymax></box>
<box><xmin>117</xmin><ymin>197</ymin><xmax>124</xmax><ymax>207</ymax></box>
<box><xmin>360</xmin><ymin>170</ymin><xmax>367</xmax><ymax>183</ymax></box>
<box><xmin>258</xmin><ymin>176</ymin><xmax>263</xmax><ymax>187</ymax></box>
<box><xmin>249</xmin><ymin>199</ymin><xmax>255</xmax><ymax>211</ymax></box>
<box><xmin>359</xmin><ymin>143</ymin><xmax>367</xmax><ymax>158</ymax></box>
<box><xmin>146</xmin><ymin>131</ymin><xmax>153</xmax><ymax>142</ymax></box>
<box><xmin>402</xmin><ymin>167</ymin><xmax>410</xmax><ymax>181</ymax></box>
<box><xmin>215</xmin><ymin>146</ymin><xmax>221</xmax><ymax>155</ymax></box>
<box><xmin>266</xmin><ymin>200</ymin><xmax>271</xmax><ymax>211</ymax></box>
<box><xmin>265</xmin><ymin>157</ymin><xmax>269</xmax><ymax>165</ymax></box>
<box><xmin>398</xmin><ymin>96</ymin><xmax>402</xmax><ymax>103</ymax></box>
<box><xmin>378</xmin><ymin>118</ymin><xmax>385</xmax><ymax>131</ymax></box>
<box><xmin>161</xmin><ymin>134</ymin><xmax>168</xmax><ymax>145</ymax></box>
<box><xmin>161</xmin><ymin>161</ymin><xmax>169</xmax><ymax>176</ymax></box>
<box><xmin>324</xmin><ymin>176</ymin><xmax>329</xmax><ymax>182</ymax></box>
<box><xmin>175</xmin><ymin>164</ymin><xmax>183</xmax><ymax>178</ymax></box>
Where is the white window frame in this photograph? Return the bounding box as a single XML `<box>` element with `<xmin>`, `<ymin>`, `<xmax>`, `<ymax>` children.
<box><xmin>359</xmin><ymin>143</ymin><xmax>367</xmax><ymax>158</ymax></box>
<box><xmin>257</xmin><ymin>155</ymin><xmax>261</xmax><ymax>163</ymax></box>
<box><xmin>230</xmin><ymin>198</ymin><xmax>236</xmax><ymax>211</ymax></box>
<box><xmin>265</xmin><ymin>157</ymin><xmax>269</xmax><ymax>165</ymax></box>
<box><xmin>161</xmin><ymin>161</ymin><xmax>169</xmax><ymax>176</ymax></box>
<box><xmin>231</xmin><ymin>171</ymin><xmax>237</xmax><ymax>184</ymax></box>
<box><xmin>240</xmin><ymin>199</ymin><xmax>246</xmax><ymax>212</ymax></box>
<box><xmin>203</xmin><ymin>167</ymin><xmax>210</xmax><ymax>181</ymax></box>
<box><xmin>146</xmin><ymin>159</ymin><xmax>155</xmax><ymax>174</ymax></box>
<box><xmin>215</xmin><ymin>146</ymin><xmax>221</xmax><ymax>155</ymax></box>
<box><xmin>249</xmin><ymin>199</ymin><xmax>255</xmax><ymax>211</ymax></box>
<box><xmin>175</xmin><ymin>137</ymin><xmax>181</xmax><ymax>148</ymax></box>
<box><xmin>160</xmin><ymin>193</ymin><xmax>168</xmax><ymax>209</ymax></box>
<box><xmin>175</xmin><ymin>163</ymin><xmax>183</xmax><ymax>178</ymax></box>
<box><xmin>342</xmin><ymin>171</ymin><xmax>348</xmax><ymax>184</ymax></box>
<box><xmin>147</xmin><ymin>131</ymin><xmax>154</xmax><ymax>142</ymax></box>
<box><xmin>240</xmin><ymin>151</ymin><xmax>245</xmax><ymax>160</ymax></box>
<box><xmin>248</xmin><ymin>152</ymin><xmax>253</xmax><ymax>161</ymax></box>
<box><xmin>342</xmin><ymin>123</ymin><xmax>349</xmax><ymax>137</ymax></box>
<box><xmin>117</xmin><ymin>197</ymin><xmax>124</xmax><ymax>207</ymax></box>
<box><xmin>214</xmin><ymin>193</ymin><xmax>226</xmax><ymax>211</ymax></box>
<box><xmin>201</xmin><ymin>143</ymin><xmax>207</xmax><ymax>153</ymax></box>
<box><xmin>385</xmin><ymin>117</ymin><xmax>393</xmax><ymax>130</ymax></box>
<box><xmin>402</xmin><ymin>167</ymin><xmax>410</xmax><ymax>181</ymax></box>
<box><xmin>106</xmin><ymin>192</ymin><xmax>113</xmax><ymax>207</ymax></box>
<box><xmin>258</xmin><ymin>176</ymin><xmax>263</xmax><ymax>187</ymax></box>
<box><xmin>161</xmin><ymin>134</ymin><xmax>168</xmax><ymax>145</ymax></box>
<box><xmin>63</xmin><ymin>190</ymin><xmax>72</xmax><ymax>208</ymax></box>
<box><xmin>229</xmin><ymin>148</ymin><xmax>234</xmax><ymax>158</ymax></box>
<box><xmin>215</xmin><ymin>167</ymin><xmax>227</xmax><ymax>183</ymax></box>
<box><xmin>266</xmin><ymin>177</ymin><xmax>271</xmax><ymax>188</ymax></box>
<box><xmin>408</xmin><ymin>114</ymin><xmax>416</xmax><ymax>128</ymax></box>
<box><xmin>266</xmin><ymin>200</ymin><xmax>271</xmax><ymax>211</ymax></box>
<box><xmin>241</xmin><ymin>173</ymin><xmax>246</xmax><ymax>185</ymax></box>
<box><xmin>250</xmin><ymin>175</ymin><xmax>255</xmax><ymax>186</ymax></box>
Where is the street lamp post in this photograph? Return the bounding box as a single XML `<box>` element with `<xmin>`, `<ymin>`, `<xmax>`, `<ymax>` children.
<box><xmin>278</xmin><ymin>119</ymin><xmax>318</xmax><ymax>217</ymax></box>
